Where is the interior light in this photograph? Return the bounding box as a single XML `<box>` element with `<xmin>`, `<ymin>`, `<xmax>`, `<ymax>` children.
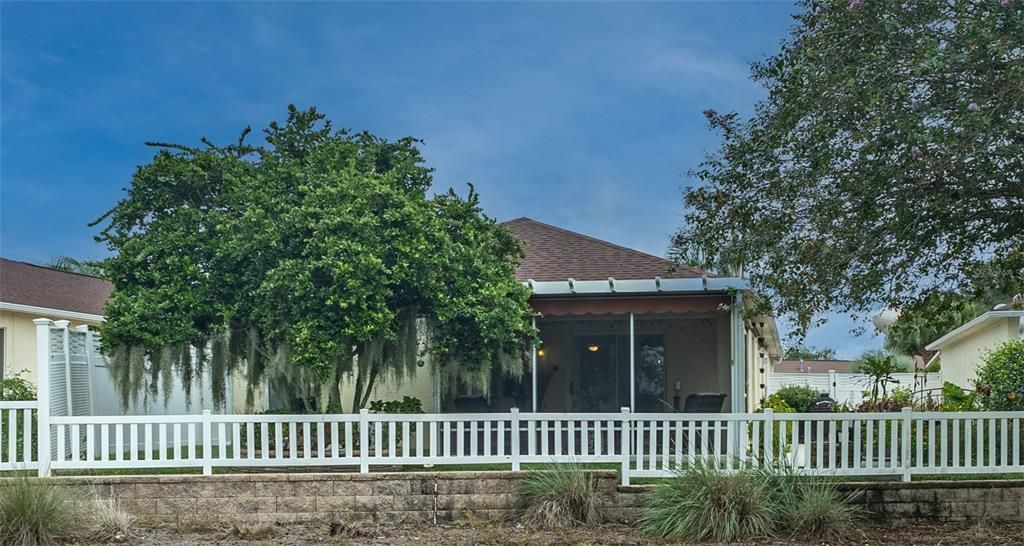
<box><xmin>587</xmin><ymin>344</ymin><xmax>600</xmax><ymax>352</ymax></box>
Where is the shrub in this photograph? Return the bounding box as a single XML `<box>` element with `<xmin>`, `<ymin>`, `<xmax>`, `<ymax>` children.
<box><xmin>939</xmin><ymin>381</ymin><xmax>978</xmax><ymax>412</ymax></box>
<box><xmin>0</xmin><ymin>477</ymin><xmax>81</xmax><ymax>546</ymax></box>
<box><xmin>756</xmin><ymin>396</ymin><xmax>795</xmax><ymax>455</ymax></box>
<box><xmin>769</xmin><ymin>385</ymin><xmax>821</xmax><ymax>412</ymax></box>
<box><xmin>0</xmin><ymin>370</ymin><xmax>36</xmax><ymax>401</ymax></box>
<box><xmin>784</xmin><ymin>480</ymin><xmax>863</xmax><ymax>541</ymax></box>
<box><xmin>368</xmin><ymin>396</ymin><xmax>423</xmax><ymax>413</ymax></box>
<box><xmin>640</xmin><ymin>461</ymin><xmax>778</xmax><ymax>542</ymax></box>
<box><xmin>519</xmin><ymin>463</ymin><xmax>603</xmax><ymax>529</ymax></box>
<box><xmin>974</xmin><ymin>340</ymin><xmax>1024</xmax><ymax>411</ymax></box>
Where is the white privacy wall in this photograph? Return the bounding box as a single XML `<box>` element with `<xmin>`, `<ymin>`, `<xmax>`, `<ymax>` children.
<box><xmin>39</xmin><ymin>320</ymin><xmax>224</xmax><ymax>457</ymax></box>
<box><xmin>767</xmin><ymin>371</ymin><xmax>943</xmax><ymax>406</ymax></box>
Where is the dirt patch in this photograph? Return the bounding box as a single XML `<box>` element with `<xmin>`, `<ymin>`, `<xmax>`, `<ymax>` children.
<box><xmin>72</xmin><ymin>519</ymin><xmax>1024</xmax><ymax>545</ymax></box>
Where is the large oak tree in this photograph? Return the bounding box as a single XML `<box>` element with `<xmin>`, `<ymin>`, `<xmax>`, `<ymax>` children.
<box><xmin>94</xmin><ymin>106</ymin><xmax>535</xmax><ymax>411</ymax></box>
<box><xmin>677</xmin><ymin>0</ymin><xmax>1023</xmax><ymax>331</ymax></box>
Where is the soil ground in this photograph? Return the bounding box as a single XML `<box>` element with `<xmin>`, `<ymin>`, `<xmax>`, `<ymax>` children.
<box><xmin>71</xmin><ymin>519</ymin><xmax>1024</xmax><ymax>545</ymax></box>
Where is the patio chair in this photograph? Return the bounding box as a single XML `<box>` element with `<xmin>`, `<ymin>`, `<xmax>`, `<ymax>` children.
<box><xmin>682</xmin><ymin>393</ymin><xmax>726</xmax><ymax>413</ymax></box>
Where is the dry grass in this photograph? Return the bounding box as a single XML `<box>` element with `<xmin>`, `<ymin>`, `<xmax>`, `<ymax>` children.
<box><xmin>328</xmin><ymin>520</ymin><xmax>374</xmax><ymax>538</ymax></box>
<box><xmin>227</xmin><ymin>520</ymin><xmax>280</xmax><ymax>540</ymax></box>
<box><xmin>83</xmin><ymin>498</ymin><xmax>136</xmax><ymax>542</ymax></box>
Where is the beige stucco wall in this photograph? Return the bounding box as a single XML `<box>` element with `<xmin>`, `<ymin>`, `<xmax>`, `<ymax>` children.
<box><xmin>0</xmin><ymin>310</ymin><xmax>99</xmax><ymax>385</ymax></box>
<box><xmin>940</xmin><ymin>317</ymin><xmax>1021</xmax><ymax>390</ymax></box>
<box><xmin>336</xmin><ymin>364</ymin><xmax>437</xmax><ymax>413</ymax></box>
<box><xmin>232</xmin><ymin>364</ymin><xmax>437</xmax><ymax>415</ymax></box>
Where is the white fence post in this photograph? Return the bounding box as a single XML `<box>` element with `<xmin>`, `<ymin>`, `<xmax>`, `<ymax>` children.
<box><xmin>34</xmin><ymin>319</ymin><xmax>53</xmax><ymax>477</ymax></box>
<box><xmin>202</xmin><ymin>410</ymin><xmax>213</xmax><ymax>475</ymax></box>
<box><xmin>901</xmin><ymin>407</ymin><xmax>912</xmax><ymax>482</ymax></box>
<box><xmin>359</xmin><ymin>409</ymin><xmax>370</xmax><ymax>473</ymax></box>
<box><xmin>763</xmin><ymin>408</ymin><xmax>774</xmax><ymax>465</ymax></box>
<box><xmin>620</xmin><ymin>407</ymin><xmax>631</xmax><ymax>486</ymax></box>
<box><xmin>510</xmin><ymin>408</ymin><xmax>521</xmax><ymax>472</ymax></box>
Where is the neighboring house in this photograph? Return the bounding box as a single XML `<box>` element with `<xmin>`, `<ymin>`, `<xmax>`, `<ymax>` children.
<box><xmin>352</xmin><ymin>218</ymin><xmax>782</xmax><ymax>413</ymax></box>
<box><xmin>925</xmin><ymin>300</ymin><xmax>1024</xmax><ymax>390</ymax></box>
<box><xmin>0</xmin><ymin>258</ymin><xmax>111</xmax><ymax>383</ymax></box>
<box><xmin>772</xmin><ymin>359</ymin><xmax>856</xmax><ymax>374</ymax></box>
<box><xmin>1</xmin><ymin>258</ymin><xmax>225</xmax><ymax>416</ymax></box>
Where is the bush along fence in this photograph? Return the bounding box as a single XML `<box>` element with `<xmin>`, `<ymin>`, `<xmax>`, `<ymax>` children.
<box><xmin>4</xmin><ymin>400</ymin><xmax>1024</xmax><ymax>484</ymax></box>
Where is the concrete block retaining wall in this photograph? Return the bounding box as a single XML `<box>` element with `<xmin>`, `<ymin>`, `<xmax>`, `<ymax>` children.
<box><xmin>841</xmin><ymin>480</ymin><xmax>1024</xmax><ymax>521</ymax></box>
<box><xmin>30</xmin><ymin>471</ymin><xmax>622</xmax><ymax>525</ymax></box>
<box><xmin>4</xmin><ymin>471</ymin><xmax>1022</xmax><ymax>525</ymax></box>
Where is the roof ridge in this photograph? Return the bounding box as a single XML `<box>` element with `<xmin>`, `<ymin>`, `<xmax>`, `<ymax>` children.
<box><xmin>0</xmin><ymin>257</ymin><xmax>110</xmax><ymax>282</ymax></box>
<box><xmin>503</xmin><ymin>217</ymin><xmax>705</xmax><ymax>276</ymax></box>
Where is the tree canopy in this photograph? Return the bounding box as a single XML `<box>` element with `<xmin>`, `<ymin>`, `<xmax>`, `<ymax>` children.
<box><xmin>782</xmin><ymin>345</ymin><xmax>838</xmax><ymax>360</ymax></box>
<box><xmin>93</xmin><ymin>106</ymin><xmax>535</xmax><ymax>411</ymax></box>
<box><xmin>884</xmin><ymin>292</ymin><xmax>988</xmax><ymax>358</ymax></box>
<box><xmin>676</xmin><ymin>0</ymin><xmax>1023</xmax><ymax>332</ymax></box>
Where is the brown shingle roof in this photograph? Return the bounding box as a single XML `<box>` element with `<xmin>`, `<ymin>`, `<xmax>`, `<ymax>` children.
<box><xmin>502</xmin><ymin>217</ymin><xmax>705</xmax><ymax>282</ymax></box>
<box><xmin>773</xmin><ymin>360</ymin><xmax>856</xmax><ymax>374</ymax></box>
<box><xmin>0</xmin><ymin>258</ymin><xmax>112</xmax><ymax>316</ymax></box>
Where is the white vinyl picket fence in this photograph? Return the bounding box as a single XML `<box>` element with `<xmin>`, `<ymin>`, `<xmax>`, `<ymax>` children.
<box><xmin>0</xmin><ymin>401</ymin><xmax>37</xmax><ymax>472</ymax></box>
<box><xmin>4</xmin><ymin>400</ymin><xmax>1023</xmax><ymax>484</ymax></box>
<box><xmin>767</xmin><ymin>371</ymin><xmax>943</xmax><ymax>406</ymax></box>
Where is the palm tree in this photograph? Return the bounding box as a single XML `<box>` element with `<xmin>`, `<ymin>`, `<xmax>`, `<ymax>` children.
<box><xmin>857</xmin><ymin>351</ymin><xmax>908</xmax><ymax>403</ymax></box>
<box><xmin>41</xmin><ymin>256</ymin><xmax>107</xmax><ymax>277</ymax></box>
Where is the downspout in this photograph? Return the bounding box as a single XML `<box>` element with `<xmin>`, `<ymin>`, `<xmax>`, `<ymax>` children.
<box><xmin>629</xmin><ymin>312</ymin><xmax>635</xmax><ymax>411</ymax></box>
<box><xmin>531</xmin><ymin>316</ymin><xmax>538</xmax><ymax>412</ymax></box>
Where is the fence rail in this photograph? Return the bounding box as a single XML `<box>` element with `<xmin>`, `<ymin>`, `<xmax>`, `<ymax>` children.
<box><xmin>4</xmin><ymin>401</ymin><xmax>1023</xmax><ymax>484</ymax></box>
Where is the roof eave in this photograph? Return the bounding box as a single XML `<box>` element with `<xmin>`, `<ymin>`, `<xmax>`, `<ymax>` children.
<box><xmin>524</xmin><ymin>276</ymin><xmax>749</xmax><ymax>296</ymax></box>
<box><xmin>0</xmin><ymin>301</ymin><xmax>105</xmax><ymax>323</ymax></box>
<box><xmin>925</xmin><ymin>310</ymin><xmax>1024</xmax><ymax>351</ymax></box>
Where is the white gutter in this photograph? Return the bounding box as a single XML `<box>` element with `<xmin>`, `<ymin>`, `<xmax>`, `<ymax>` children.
<box><xmin>525</xmin><ymin>276</ymin><xmax>750</xmax><ymax>296</ymax></box>
<box><xmin>0</xmin><ymin>302</ymin><xmax>105</xmax><ymax>323</ymax></box>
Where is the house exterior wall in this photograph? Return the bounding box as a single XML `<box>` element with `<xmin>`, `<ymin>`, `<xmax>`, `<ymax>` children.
<box><xmin>337</xmin><ymin>366</ymin><xmax>437</xmax><ymax>413</ymax></box>
<box><xmin>940</xmin><ymin>317</ymin><xmax>1020</xmax><ymax>389</ymax></box>
<box><xmin>0</xmin><ymin>310</ymin><xmax>98</xmax><ymax>385</ymax></box>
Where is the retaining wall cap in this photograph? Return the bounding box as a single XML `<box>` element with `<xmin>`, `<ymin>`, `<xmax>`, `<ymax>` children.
<box><xmin>2</xmin><ymin>469</ymin><xmax>619</xmax><ymax>486</ymax></box>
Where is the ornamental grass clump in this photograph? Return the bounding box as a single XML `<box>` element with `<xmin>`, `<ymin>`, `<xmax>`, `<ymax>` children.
<box><xmin>785</xmin><ymin>480</ymin><xmax>863</xmax><ymax>541</ymax></box>
<box><xmin>0</xmin><ymin>477</ymin><xmax>82</xmax><ymax>546</ymax></box>
<box><xmin>519</xmin><ymin>463</ymin><xmax>604</xmax><ymax>529</ymax></box>
<box><xmin>641</xmin><ymin>460</ymin><xmax>778</xmax><ymax>542</ymax></box>
<box><xmin>641</xmin><ymin>461</ymin><xmax>863</xmax><ymax>542</ymax></box>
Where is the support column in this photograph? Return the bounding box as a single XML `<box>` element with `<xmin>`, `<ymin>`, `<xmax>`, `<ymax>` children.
<box><xmin>730</xmin><ymin>292</ymin><xmax>747</xmax><ymax>413</ymax></box>
<box><xmin>531</xmin><ymin>316</ymin><xmax>538</xmax><ymax>412</ymax></box>
<box><xmin>53</xmin><ymin>320</ymin><xmax>73</xmax><ymax>416</ymax></box>
<box><xmin>34</xmin><ymin>318</ymin><xmax>53</xmax><ymax>477</ymax></box>
<box><xmin>629</xmin><ymin>312</ymin><xmax>636</xmax><ymax>411</ymax></box>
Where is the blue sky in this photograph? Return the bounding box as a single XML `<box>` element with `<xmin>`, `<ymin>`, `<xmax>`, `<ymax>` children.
<box><xmin>0</xmin><ymin>1</ymin><xmax>882</xmax><ymax>357</ymax></box>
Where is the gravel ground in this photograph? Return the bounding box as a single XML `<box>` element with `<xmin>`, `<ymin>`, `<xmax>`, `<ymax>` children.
<box><xmin>68</xmin><ymin>518</ymin><xmax>1024</xmax><ymax>545</ymax></box>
